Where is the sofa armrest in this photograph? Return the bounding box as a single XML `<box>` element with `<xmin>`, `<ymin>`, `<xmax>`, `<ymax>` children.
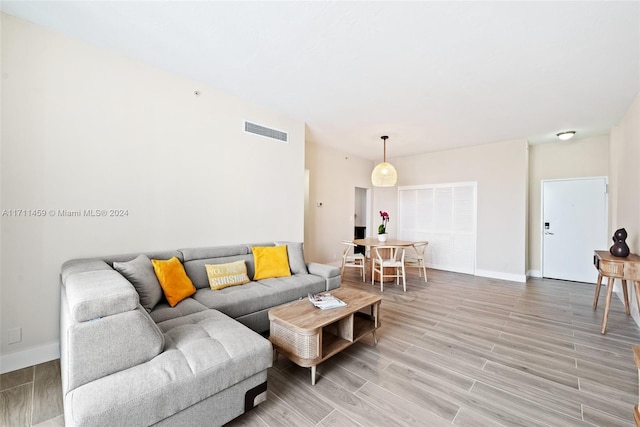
<box><xmin>306</xmin><ymin>262</ymin><xmax>341</xmax><ymax>291</ymax></box>
<box><xmin>306</xmin><ymin>262</ymin><xmax>339</xmax><ymax>278</ymax></box>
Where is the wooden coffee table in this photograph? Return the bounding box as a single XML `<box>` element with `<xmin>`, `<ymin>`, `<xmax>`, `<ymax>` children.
<box><xmin>268</xmin><ymin>287</ymin><xmax>381</xmax><ymax>385</ymax></box>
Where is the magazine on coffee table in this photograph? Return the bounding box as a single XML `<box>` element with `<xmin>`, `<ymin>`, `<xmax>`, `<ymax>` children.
<box><xmin>308</xmin><ymin>292</ymin><xmax>347</xmax><ymax>309</ymax></box>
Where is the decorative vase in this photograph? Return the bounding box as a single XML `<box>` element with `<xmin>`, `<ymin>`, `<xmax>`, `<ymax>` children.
<box><xmin>609</xmin><ymin>228</ymin><xmax>630</xmax><ymax>257</ymax></box>
<box><xmin>377</xmin><ymin>233</ymin><xmax>387</xmax><ymax>242</ymax></box>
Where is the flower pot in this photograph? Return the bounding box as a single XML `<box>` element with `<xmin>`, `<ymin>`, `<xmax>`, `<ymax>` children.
<box><xmin>377</xmin><ymin>234</ymin><xmax>387</xmax><ymax>242</ymax></box>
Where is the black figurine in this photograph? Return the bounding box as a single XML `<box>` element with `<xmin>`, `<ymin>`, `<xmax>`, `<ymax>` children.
<box><xmin>609</xmin><ymin>228</ymin><xmax>630</xmax><ymax>257</ymax></box>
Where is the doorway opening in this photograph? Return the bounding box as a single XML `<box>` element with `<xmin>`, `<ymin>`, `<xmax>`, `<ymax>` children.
<box><xmin>354</xmin><ymin>187</ymin><xmax>370</xmax><ymax>254</ymax></box>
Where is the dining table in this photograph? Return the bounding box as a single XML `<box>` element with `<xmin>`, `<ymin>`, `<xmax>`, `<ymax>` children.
<box><xmin>353</xmin><ymin>238</ymin><xmax>414</xmax><ymax>282</ymax></box>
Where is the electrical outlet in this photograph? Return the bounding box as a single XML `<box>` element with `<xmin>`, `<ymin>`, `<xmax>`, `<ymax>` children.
<box><xmin>8</xmin><ymin>327</ymin><xmax>21</xmax><ymax>344</ymax></box>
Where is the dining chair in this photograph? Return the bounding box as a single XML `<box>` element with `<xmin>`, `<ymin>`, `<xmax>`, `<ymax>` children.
<box><xmin>340</xmin><ymin>240</ymin><xmax>366</xmax><ymax>282</ymax></box>
<box><xmin>372</xmin><ymin>245</ymin><xmax>406</xmax><ymax>292</ymax></box>
<box><xmin>405</xmin><ymin>241</ymin><xmax>428</xmax><ymax>282</ymax></box>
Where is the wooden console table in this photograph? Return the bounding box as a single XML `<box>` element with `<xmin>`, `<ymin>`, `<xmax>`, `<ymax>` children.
<box><xmin>593</xmin><ymin>250</ymin><xmax>640</xmax><ymax>334</ymax></box>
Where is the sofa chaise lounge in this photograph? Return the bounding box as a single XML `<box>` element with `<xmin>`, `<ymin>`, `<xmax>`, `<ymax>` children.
<box><xmin>60</xmin><ymin>242</ymin><xmax>340</xmax><ymax>426</ymax></box>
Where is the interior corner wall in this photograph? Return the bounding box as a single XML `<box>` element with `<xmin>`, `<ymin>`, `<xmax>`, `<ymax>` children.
<box><xmin>390</xmin><ymin>139</ymin><xmax>529</xmax><ymax>282</ymax></box>
<box><xmin>610</xmin><ymin>91</ymin><xmax>640</xmax><ymax>324</ymax></box>
<box><xmin>0</xmin><ymin>14</ymin><xmax>305</xmax><ymax>371</ymax></box>
<box><xmin>304</xmin><ymin>140</ymin><xmax>374</xmax><ymax>265</ymax></box>
<box><xmin>527</xmin><ymin>135</ymin><xmax>610</xmax><ymax>277</ymax></box>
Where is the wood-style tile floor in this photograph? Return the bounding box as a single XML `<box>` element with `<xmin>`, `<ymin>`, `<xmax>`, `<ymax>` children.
<box><xmin>230</xmin><ymin>269</ymin><xmax>640</xmax><ymax>427</ymax></box>
<box><xmin>2</xmin><ymin>269</ymin><xmax>639</xmax><ymax>426</ymax></box>
<box><xmin>0</xmin><ymin>360</ymin><xmax>63</xmax><ymax>426</ymax></box>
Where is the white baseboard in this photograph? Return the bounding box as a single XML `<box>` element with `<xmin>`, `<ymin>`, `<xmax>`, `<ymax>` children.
<box><xmin>614</xmin><ymin>287</ymin><xmax>640</xmax><ymax>328</ymax></box>
<box><xmin>1</xmin><ymin>341</ymin><xmax>60</xmax><ymax>374</ymax></box>
<box><xmin>475</xmin><ymin>269</ymin><xmax>527</xmax><ymax>283</ymax></box>
<box><xmin>527</xmin><ymin>270</ymin><xmax>542</xmax><ymax>278</ymax></box>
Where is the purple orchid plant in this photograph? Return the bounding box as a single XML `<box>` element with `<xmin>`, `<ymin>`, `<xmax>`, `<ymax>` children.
<box><xmin>378</xmin><ymin>211</ymin><xmax>390</xmax><ymax>234</ymax></box>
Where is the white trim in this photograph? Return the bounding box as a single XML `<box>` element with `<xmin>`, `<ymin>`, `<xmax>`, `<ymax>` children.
<box><xmin>528</xmin><ymin>269</ymin><xmax>542</xmax><ymax>278</ymax></box>
<box><xmin>619</xmin><ymin>287</ymin><xmax>640</xmax><ymax>327</ymax></box>
<box><xmin>1</xmin><ymin>341</ymin><xmax>60</xmax><ymax>373</ymax></box>
<box><xmin>475</xmin><ymin>269</ymin><xmax>527</xmax><ymax>283</ymax></box>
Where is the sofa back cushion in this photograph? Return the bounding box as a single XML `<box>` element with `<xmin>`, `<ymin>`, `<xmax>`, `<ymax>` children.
<box><xmin>63</xmin><ymin>305</ymin><xmax>164</xmax><ymax>392</ymax></box>
<box><xmin>184</xmin><ymin>254</ymin><xmax>254</xmax><ymax>289</ymax></box>
<box><xmin>180</xmin><ymin>243</ymin><xmax>309</xmax><ymax>288</ymax></box>
<box><xmin>101</xmin><ymin>250</ymin><xmax>183</xmax><ymax>266</ymax></box>
<box><xmin>65</xmin><ymin>270</ymin><xmax>139</xmax><ymax>322</ymax></box>
<box><xmin>61</xmin><ymin>259</ymin><xmax>113</xmax><ymax>283</ymax></box>
<box><xmin>181</xmin><ymin>245</ymin><xmax>255</xmax><ymax>289</ymax></box>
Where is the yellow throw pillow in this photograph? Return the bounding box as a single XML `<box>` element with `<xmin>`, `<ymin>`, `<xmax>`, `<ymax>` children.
<box><xmin>151</xmin><ymin>257</ymin><xmax>196</xmax><ymax>307</ymax></box>
<box><xmin>205</xmin><ymin>261</ymin><xmax>251</xmax><ymax>290</ymax></box>
<box><xmin>252</xmin><ymin>246</ymin><xmax>291</xmax><ymax>280</ymax></box>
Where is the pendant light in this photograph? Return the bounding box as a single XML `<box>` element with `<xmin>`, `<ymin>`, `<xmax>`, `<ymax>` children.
<box><xmin>371</xmin><ymin>135</ymin><xmax>397</xmax><ymax>187</ymax></box>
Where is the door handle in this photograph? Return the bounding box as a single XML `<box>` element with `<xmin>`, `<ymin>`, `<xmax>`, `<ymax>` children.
<box><xmin>545</xmin><ymin>231</ymin><xmax>554</xmax><ymax>235</ymax></box>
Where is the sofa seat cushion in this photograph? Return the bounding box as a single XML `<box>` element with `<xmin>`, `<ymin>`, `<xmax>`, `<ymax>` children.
<box><xmin>192</xmin><ymin>274</ymin><xmax>327</xmax><ymax>319</ymax></box>
<box><xmin>149</xmin><ymin>297</ymin><xmax>209</xmax><ymax>324</ymax></box>
<box><xmin>65</xmin><ymin>309</ymin><xmax>272</xmax><ymax>427</ymax></box>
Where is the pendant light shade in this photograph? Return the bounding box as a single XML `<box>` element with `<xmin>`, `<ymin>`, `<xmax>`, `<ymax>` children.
<box><xmin>371</xmin><ymin>136</ymin><xmax>397</xmax><ymax>187</ymax></box>
<box><xmin>371</xmin><ymin>162</ymin><xmax>397</xmax><ymax>187</ymax></box>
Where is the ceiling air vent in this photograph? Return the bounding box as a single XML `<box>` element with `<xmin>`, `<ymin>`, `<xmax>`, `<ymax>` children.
<box><xmin>244</xmin><ymin>121</ymin><xmax>288</xmax><ymax>143</ymax></box>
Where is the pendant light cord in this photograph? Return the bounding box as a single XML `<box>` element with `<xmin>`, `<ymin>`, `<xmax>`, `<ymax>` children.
<box><xmin>381</xmin><ymin>135</ymin><xmax>389</xmax><ymax>162</ymax></box>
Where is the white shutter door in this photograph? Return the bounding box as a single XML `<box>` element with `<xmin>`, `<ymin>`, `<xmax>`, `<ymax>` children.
<box><xmin>399</xmin><ymin>190</ymin><xmax>416</xmax><ymax>238</ymax></box>
<box><xmin>452</xmin><ymin>186</ymin><xmax>476</xmax><ymax>274</ymax></box>
<box><xmin>398</xmin><ymin>183</ymin><xmax>476</xmax><ymax>275</ymax></box>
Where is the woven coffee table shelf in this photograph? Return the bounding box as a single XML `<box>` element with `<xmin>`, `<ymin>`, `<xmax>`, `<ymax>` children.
<box><xmin>268</xmin><ymin>287</ymin><xmax>381</xmax><ymax>385</ymax></box>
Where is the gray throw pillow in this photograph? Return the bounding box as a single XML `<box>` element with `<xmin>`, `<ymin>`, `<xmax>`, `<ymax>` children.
<box><xmin>275</xmin><ymin>241</ymin><xmax>308</xmax><ymax>275</ymax></box>
<box><xmin>113</xmin><ymin>254</ymin><xmax>163</xmax><ymax>312</ymax></box>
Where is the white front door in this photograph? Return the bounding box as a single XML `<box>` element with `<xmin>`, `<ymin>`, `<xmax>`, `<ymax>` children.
<box><xmin>542</xmin><ymin>177</ymin><xmax>608</xmax><ymax>283</ymax></box>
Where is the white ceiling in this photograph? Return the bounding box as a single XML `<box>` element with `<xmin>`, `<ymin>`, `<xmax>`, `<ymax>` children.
<box><xmin>2</xmin><ymin>1</ymin><xmax>639</xmax><ymax>160</ymax></box>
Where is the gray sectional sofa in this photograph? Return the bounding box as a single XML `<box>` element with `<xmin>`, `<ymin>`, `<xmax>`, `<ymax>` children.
<box><xmin>59</xmin><ymin>242</ymin><xmax>340</xmax><ymax>427</ymax></box>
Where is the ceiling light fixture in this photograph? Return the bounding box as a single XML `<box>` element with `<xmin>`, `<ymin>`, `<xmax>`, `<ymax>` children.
<box><xmin>556</xmin><ymin>131</ymin><xmax>576</xmax><ymax>141</ymax></box>
<box><xmin>371</xmin><ymin>135</ymin><xmax>397</xmax><ymax>187</ymax></box>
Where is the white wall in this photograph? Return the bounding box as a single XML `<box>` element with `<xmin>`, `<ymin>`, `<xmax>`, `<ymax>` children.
<box><xmin>306</xmin><ymin>138</ymin><xmax>529</xmax><ymax>281</ymax></box>
<box><xmin>305</xmin><ymin>138</ymin><xmax>530</xmax><ymax>285</ymax></box>
<box><xmin>610</xmin><ymin>91</ymin><xmax>640</xmax><ymax>323</ymax></box>
<box><xmin>390</xmin><ymin>139</ymin><xmax>529</xmax><ymax>282</ymax></box>
<box><xmin>304</xmin><ymin>140</ymin><xmax>374</xmax><ymax>264</ymax></box>
<box><xmin>527</xmin><ymin>135</ymin><xmax>610</xmax><ymax>276</ymax></box>
<box><xmin>0</xmin><ymin>14</ymin><xmax>306</xmax><ymax>371</ymax></box>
